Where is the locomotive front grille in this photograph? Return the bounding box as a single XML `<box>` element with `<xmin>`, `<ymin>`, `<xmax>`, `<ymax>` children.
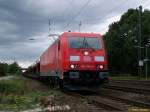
<box><xmin>64</xmin><ymin>71</ymin><xmax>100</xmax><ymax>79</ymax></box>
<box><xmin>69</xmin><ymin>72</ymin><xmax>79</xmax><ymax>79</ymax></box>
<box><xmin>63</xmin><ymin>71</ymin><xmax>109</xmax><ymax>86</ymax></box>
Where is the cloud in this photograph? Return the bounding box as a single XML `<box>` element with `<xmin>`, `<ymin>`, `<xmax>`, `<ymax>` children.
<box><xmin>0</xmin><ymin>0</ymin><xmax>148</xmax><ymax>67</ymax></box>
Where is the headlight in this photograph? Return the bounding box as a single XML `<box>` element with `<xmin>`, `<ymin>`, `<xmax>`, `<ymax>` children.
<box><xmin>95</xmin><ymin>56</ymin><xmax>104</xmax><ymax>62</ymax></box>
<box><xmin>70</xmin><ymin>56</ymin><xmax>80</xmax><ymax>61</ymax></box>
<box><xmin>97</xmin><ymin>65</ymin><xmax>104</xmax><ymax>69</ymax></box>
<box><xmin>70</xmin><ymin>64</ymin><xmax>79</xmax><ymax>69</ymax></box>
<box><xmin>99</xmin><ymin>65</ymin><xmax>104</xmax><ymax>69</ymax></box>
<box><xmin>70</xmin><ymin>64</ymin><xmax>75</xmax><ymax>68</ymax></box>
<box><xmin>84</xmin><ymin>51</ymin><xmax>89</xmax><ymax>55</ymax></box>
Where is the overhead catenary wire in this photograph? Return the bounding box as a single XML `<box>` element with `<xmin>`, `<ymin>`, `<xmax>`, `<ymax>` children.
<box><xmin>62</xmin><ymin>0</ymin><xmax>148</xmax><ymax>32</ymax></box>
<box><xmin>64</xmin><ymin>0</ymin><xmax>130</xmax><ymax>32</ymax></box>
<box><xmin>77</xmin><ymin>0</ymin><xmax>129</xmax><ymax>33</ymax></box>
<box><xmin>143</xmin><ymin>2</ymin><xmax>150</xmax><ymax>9</ymax></box>
<box><xmin>48</xmin><ymin>0</ymin><xmax>74</xmax><ymax>37</ymax></box>
<box><xmin>63</xmin><ymin>0</ymin><xmax>91</xmax><ymax>30</ymax></box>
<box><xmin>83</xmin><ymin>0</ymin><xmax>130</xmax><ymax>23</ymax></box>
<box><xmin>60</xmin><ymin>0</ymin><xmax>74</xmax><ymax>20</ymax></box>
<box><xmin>49</xmin><ymin>19</ymin><xmax>51</xmax><ymax>33</ymax></box>
<box><xmin>143</xmin><ymin>0</ymin><xmax>150</xmax><ymax>7</ymax></box>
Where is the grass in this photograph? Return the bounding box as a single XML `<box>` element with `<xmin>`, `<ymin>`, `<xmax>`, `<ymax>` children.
<box><xmin>110</xmin><ymin>74</ymin><xmax>150</xmax><ymax>80</ymax></box>
<box><xmin>111</xmin><ymin>76</ymin><xmax>139</xmax><ymax>80</ymax></box>
<box><xmin>0</xmin><ymin>79</ymin><xmax>25</xmax><ymax>95</ymax></box>
<box><xmin>0</xmin><ymin>77</ymin><xmax>59</xmax><ymax>111</ymax></box>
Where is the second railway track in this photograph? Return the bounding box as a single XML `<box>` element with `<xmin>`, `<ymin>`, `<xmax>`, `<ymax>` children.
<box><xmin>97</xmin><ymin>88</ymin><xmax>150</xmax><ymax>108</ymax></box>
<box><xmin>103</xmin><ymin>79</ymin><xmax>150</xmax><ymax>95</ymax></box>
<box><xmin>103</xmin><ymin>84</ymin><xmax>150</xmax><ymax>95</ymax></box>
<box><xmin>63</xmin><ymin>88</ymin><xmax>150</xmax><ymax>112</ymax></box>
<box><xmin>63</xmin><ymin>79</ymin><xmax>150</xmax><ymax>112</ymax></box>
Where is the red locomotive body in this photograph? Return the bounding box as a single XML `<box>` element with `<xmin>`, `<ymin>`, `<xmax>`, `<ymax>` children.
<box><xmin>39</xmin><ymin>32</ymin><xmax>109</xmax><ymax>87</ymax></box>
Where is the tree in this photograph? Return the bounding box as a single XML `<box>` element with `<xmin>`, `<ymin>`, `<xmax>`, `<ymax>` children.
<box><xmin>0</xmin><ymin>62</ymin><xmax>8</xmax><ymax>76</ymax></box>
<box><xmin>104</xmin><ymin>8</ymin><xmax>150</xmax><ymax>76</ymax></box>
<box><xmin>8</xmin><ymin>62</ymin><xmax>22</xmax><ymax>75</ymax></box>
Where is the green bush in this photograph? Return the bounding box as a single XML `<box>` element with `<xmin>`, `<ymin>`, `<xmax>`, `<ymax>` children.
<box><xmin>0</xmin><ymin>78</ymin><xmax>52</xmax><ymax>111</ymax></box>
<box><xmin>0</xmin><ymin>94</ymin><xmax>39</xmax><ymax>111</ymax></box>
<box><xmin>0</xmin><ymin>79</ymin><xmax>26</xmax><ymax>95</ymax></box>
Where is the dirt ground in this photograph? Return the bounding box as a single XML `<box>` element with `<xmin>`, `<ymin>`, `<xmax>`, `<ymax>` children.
<box><xmin>21</xmin><ymin>76</ymin><xmax>99</xmax><ymax>112</ymax></box>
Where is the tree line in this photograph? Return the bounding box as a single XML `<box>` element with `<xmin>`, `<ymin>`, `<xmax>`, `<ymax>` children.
<box><xmin>0</xmin><ymin>62</ymin><xmax>22</xmax><ymax>76</ymax></box>
<box><xmin>104</xmin><ymin>8</ymin><xmax>150</xmax><ymax>77</ymax></box>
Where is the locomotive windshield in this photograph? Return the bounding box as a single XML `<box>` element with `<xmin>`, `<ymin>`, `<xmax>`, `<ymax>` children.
<box><xmin>69</xmin><ymin>37</ymin><xmax>101</xmax><ymax>49</ymax></box>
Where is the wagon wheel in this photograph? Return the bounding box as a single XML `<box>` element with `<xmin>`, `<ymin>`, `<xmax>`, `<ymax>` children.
<box><xmin>59</xmin><ymin>79</ymin><xmax>64</xmax><ymax>89</ymax></box>
<box><xmin>49</xmin><ymin>77</ymin><xmax>55</xmax><ymax>88</ymax></box>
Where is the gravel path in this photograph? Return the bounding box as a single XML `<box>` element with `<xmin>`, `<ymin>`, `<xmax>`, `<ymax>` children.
<box><xmin>0</xmin><ymin>75</ymin><xmax>14</xmax><ymax>81</ymax></box>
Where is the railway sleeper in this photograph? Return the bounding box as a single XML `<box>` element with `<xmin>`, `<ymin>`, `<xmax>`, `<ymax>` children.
<box><xmin>103</xmin><ymin>85</ymin><xmax>150</xmax><ymax>95</ymax></box>
<box><xmin>87</xmin><ymin>96</ymin><xmax>127</xmax><ymax>111</ymax></box>
<box><xmin>98</xmin><ymin>88</ymin><xmax>150</xmax><ymax>108</ymax></box>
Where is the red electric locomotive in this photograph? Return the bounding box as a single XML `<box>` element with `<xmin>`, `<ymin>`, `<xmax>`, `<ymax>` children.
<box><xmin>25</xmin><ymin>32</ymin><xmax>109</xmax><ymax>88</ymax></box>
<box><xmin>39</xmin><ymin>32</ymin><xmax>109</xmax><ymax>88</ymax></box>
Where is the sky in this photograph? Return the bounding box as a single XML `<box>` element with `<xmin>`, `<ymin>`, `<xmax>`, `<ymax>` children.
<box><xmin>0</xmin><ymin>0</ymin><xmax>150</xmax><ymax>68</ymax></box>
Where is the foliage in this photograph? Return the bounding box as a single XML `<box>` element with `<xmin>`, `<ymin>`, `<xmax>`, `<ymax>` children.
<box><xmin>104</xmin><ymin>8</ymin><xmax>150</xmax><ymax>76</ymax></box>
<box><xmin>8</xmin><ymin>62</ymin><xmax>22</xmax><ymax>75</ymax></box>
<box><xmin>0</xmin><ymin>62</ymin><xmax>22</xmax><ymax>76</ymax></box>
<box><xmin>111</xmin><ymin>75</ymin><xmax>150</xmax><ymax>80</ymax></box>
<box><xmin>0</xmin><ymin>63</ymin><xmax>8</xmax><ymax>76</ymax></box>
<box><xmin>110</xmin><ymin>75</ymin><xmax>139</xmax><ymax>80</ymax></box>
<box><xmin>0</xmin><ymin>79</ymin><xmax>26</xmax><ymax>94</ymax></box>
<box><xmin>0</xmin><ymin>78</ymin><xmax>52</xmax><ymax>111</ymax></box>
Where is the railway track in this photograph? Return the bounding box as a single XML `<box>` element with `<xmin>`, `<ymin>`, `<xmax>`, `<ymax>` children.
<box><xmin>63</xmin><ymin>79</ymin><xmax>150</xmax><ymax>112</ymax></box>
<box><xmin>63</xmin><ymin>89</ymin><xmax>148</xmax><ymax>112</ymax></box>
<box><xmin>98</xmin><ymin>88</ymin><xmax>150</xmax><ymax>108</ymax></box>
<box><xmin>112</xmin><ymin>80</ymin><xmax>150</xmax><ymax>83</ymax></box>
<box><xmin>87</xmin><ymin>95</ymin><xmax>132</xmax><ymax>111</ymax></box>
<box><xmin>86</xmin><ymin>80</ymin><xmax>150</xmax><ymax>111</ymax></box>
<box><xmin>103</xmin><ymin>79</ymin><xmax>150</xmax><ymax>95</ymax></box>
<box><xmin>24</xmin><ymin>75</ymin><xmax>150</xmax><ymax>111</ymax></box>
<box><xmin>103</xmin><ymin>84</ymin><xmax>150</xmax><ymax>95</ymax></box>
<box><xmin>110</xmin><ymin>80</ymin><xmax>150</xmax><ymax>88</ymax></box>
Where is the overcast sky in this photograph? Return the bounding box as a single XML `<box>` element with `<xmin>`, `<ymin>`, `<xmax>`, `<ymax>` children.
<box><xmin>0</xmin><ymin>0</ymin><xmax>150</xmax><ymax>67</ymax></box>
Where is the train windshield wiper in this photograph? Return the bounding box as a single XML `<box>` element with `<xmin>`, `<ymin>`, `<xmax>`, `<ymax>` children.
<box><xmin>84</xmin><ymin>39</ymin><xmax>96</xmax><ymax>51</ymax></box>
<box><xmin>79</xmin><ymin>37</ymin><xmax>85</xmax><ymax>49</ymax></box>
<box><xmin>78</xmin><ymin>37</ymin><xmax>96</xmax><ymax>51</ymax></box>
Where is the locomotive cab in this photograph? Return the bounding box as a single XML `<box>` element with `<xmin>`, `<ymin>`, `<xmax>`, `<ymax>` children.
<box><xmin>62</xmin><ymin>32</ymin><xmax>109</xmax><ymax>86</ymax></box>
